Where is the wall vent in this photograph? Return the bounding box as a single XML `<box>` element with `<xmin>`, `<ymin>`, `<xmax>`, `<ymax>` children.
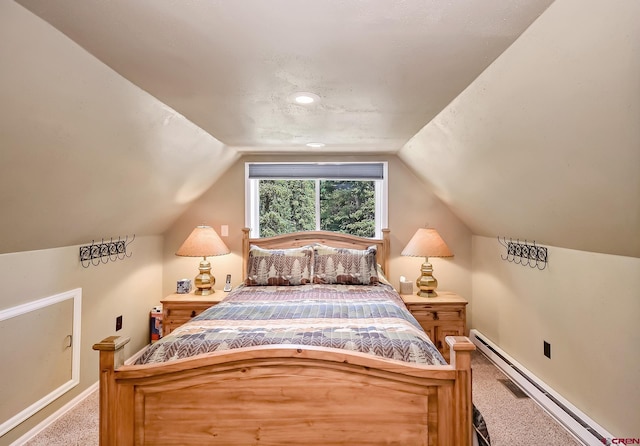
<box><xmin>498</xmin><ymin>378</ymin><xmax>529</xmax><ymax>398</ymax></box>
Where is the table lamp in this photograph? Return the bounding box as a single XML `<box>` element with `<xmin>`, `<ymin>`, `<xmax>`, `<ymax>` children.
<box><xmin>401</xmin><ymin>227</ymin><xmax>453</xmax><ymax>297</ymax></box>
<box><xmin>175</xmin><ymin>225</ymin><xmax>230</xmax><ymax>295</ymax></box>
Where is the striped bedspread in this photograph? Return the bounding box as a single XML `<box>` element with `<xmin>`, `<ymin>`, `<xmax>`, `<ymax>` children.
<box><xmin>137</xmin><ymin>283</ymin><xmax>445</xmax><ymax>366</ymax></box>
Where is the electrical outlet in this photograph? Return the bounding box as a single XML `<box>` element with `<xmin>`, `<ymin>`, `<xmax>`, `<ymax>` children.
<box><xmin>116</xmin><ymin>315</ymin><xmax>123</xmax><ymax>331</ymax></box>
<box><xmin>544</xmin><ymin>341</ymin><xmax>551</xmax><ymax>358</ymax></box>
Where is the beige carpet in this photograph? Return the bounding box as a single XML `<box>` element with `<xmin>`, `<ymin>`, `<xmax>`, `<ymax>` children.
<box><xmin>24</xmin><ymin>351</ymin><xmax>581</xmax><ymax>446</ymax></box>
<box><xmin>471</xmin><ymin>352</ymin><xmax>581</xmax><ymax>446</ymax></box>
<box><xmin>25</xmin><ymin>390</ymin><xmax>99</xmax><ymax>446</ymax></box>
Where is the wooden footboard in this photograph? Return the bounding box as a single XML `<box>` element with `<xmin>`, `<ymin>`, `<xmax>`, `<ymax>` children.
<box><xmin>93</xmin><ymin>336</ymin><xmax>474</xmax><ymax>446</ymax></box>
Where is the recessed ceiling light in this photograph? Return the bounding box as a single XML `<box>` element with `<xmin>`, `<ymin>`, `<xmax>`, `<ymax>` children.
<box><xmin>306</xmin><ymin>142</ymin><xmax>325</xmax><ymax>148</ymax></box>
<box><xmin>292</xmin><ymin>92</ymin><xmax>320</xmax><ymax>105</ymax></box>
<box><xmin>295</xmin><ymin>95</ymin><xmax>315</xmax><ymax>104</ymax></box>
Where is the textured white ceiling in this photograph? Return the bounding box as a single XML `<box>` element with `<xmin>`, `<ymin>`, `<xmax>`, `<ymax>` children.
<box><xmin>16</xmin><ymin>0</ymin><xmax>554</xmax><ymax>152</ymax></box>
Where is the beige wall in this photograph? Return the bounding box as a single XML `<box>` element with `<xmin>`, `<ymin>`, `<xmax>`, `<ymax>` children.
<box><xmin>162</xmin><ymin>154</ymin><xmax>473</xmax><ymax>317</ymax></box>
<box><xmin>0</xmin><ymin>236</ymin><xmax>163</xmax><ymax>445</ymax></box>
<box><xmin>471</xmin><ymin>235</ymin><xmax>640</xmax><ymax>436</ymax></box>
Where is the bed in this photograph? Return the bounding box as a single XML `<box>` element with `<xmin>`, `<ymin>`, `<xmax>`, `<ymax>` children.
<box><xmin>93</xmin><ymin>229</ymin><xmax>482</xmax><ymax>445</ymax></box>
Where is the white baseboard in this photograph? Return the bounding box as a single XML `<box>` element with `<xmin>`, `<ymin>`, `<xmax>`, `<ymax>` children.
<box><xmin>469</xmin><ymin>329</ymin><xmax>613</xmax><ymax>446</ymax></box>
<box><xmin>9</xmin><ymin>382</ymin><xmax>98</xmax><ymax>446</ymax></box>
<box><xmin>10</xmin><ymin>343</ymin><xmax>150</xmax><ymax>446</ymax></box>
<box><xmin>0</xmin><ymin>289</ymin><xmax>82</xmax><ymax>438</ymax></box>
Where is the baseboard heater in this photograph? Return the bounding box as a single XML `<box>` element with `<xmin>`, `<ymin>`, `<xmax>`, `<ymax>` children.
<box><xmin>469</xmin><ymin>329</ymin><xmax>613</xmax><ymax>446</ymax></box>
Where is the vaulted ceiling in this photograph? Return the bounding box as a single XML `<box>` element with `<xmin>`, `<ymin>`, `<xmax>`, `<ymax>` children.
<box><xmin>2</xmin><ymin>0</ymin><xmax>639</xmax><ymax>257</ymax></box>
<box><xmin>15</xmin><ymin>0</ymin><xmax>554</xmax><ymax>152</ymax></box>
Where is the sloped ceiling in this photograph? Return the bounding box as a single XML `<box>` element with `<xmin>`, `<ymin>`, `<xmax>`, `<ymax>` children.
<box><xmin>399</xmin><ymin>0</ymin><xmax>640</xmax><ymax>258</ymax></box>
<box><xmin>14</xmin><ymin>0</ymin><xmax>553</xmax><ymax>152</ymax></box>
<box><xmin>2</xmin><ymin>0</ymin><xmax>638</xmax><ymax>258</ymax></box>
<box><xmin>1</xmin><ymin>0</ymin><xmax>554</xmax><ymax>255</ymax></box>
<box><xmin>0</xmin><ymin>1</ymin><xmax>239</xmax><ymax>254</ymax></box>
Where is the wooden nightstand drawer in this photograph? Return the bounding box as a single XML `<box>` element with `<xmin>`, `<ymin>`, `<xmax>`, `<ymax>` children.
<box><xmin>401</xmin><ymin>292</ymin><xmax>468</xmax><ymax>362</ymax></box>
<box><xmin>163</xmin><ymin>320</ymin><xmax>188</xmax><ymax>334</ymax></box>
<box><xmin>436</xmin><ymin>310</ymin><xmax>464</xmax><ymax>321</ymax></box>
<box><xmin>408</xmin><ymin>309</ymin><xmax>437</xmax><ymax>321</ymax></box>
<box><xmin>161</xmin><ymin>293</ymin><xmax>225</xmax><ymax>337</ymax></box>
<box><xmin>165</xmin><ymin>304</ymin><xmax>211</xmax><ymax>319</ymax></box>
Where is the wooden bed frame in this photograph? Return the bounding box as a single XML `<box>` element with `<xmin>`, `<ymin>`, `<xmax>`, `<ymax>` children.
<box><xmin>94</xmin><ymin>229</ymin><xmax>476</xmax><ymax>445</ymax></box>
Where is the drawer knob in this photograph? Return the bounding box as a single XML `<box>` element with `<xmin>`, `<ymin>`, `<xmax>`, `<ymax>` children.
<box><xmin>433</xmin><ymin>312</ymin><xmax>439</xmax><ymax>320</ymax></box>
<box><xmin>191</xmin><ymin>310</ymin><xmax>196</xmax><ymax>317</ymax></box>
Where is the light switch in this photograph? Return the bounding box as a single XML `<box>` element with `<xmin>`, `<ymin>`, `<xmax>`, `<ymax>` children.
<box><xmin>221</xmin><ymin>225</ymin><xmax>229</xmax><ymax>237</ymax></box>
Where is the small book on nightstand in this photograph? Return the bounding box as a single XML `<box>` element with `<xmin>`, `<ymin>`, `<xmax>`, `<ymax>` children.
<box><xmin>150</xmin><ymin>305</ymin><xmax>163</xmax><ymax>343</ymax></box>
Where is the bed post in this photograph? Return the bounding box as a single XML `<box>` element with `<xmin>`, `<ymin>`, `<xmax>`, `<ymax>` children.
<box><xmin>242</xmin><ymin>227</ymin><xmax>251</xmax><ymax>279</ymax></box>
<box><xmin>381</xmin><ymin>228</ymin><xmax>390</xmax><ymax>276</ymax></box>
<box><xmin>447</xmin><ymin>336</ymin><xmax>476</xmax><ymax>446</ymax></box>
<box><xmin>93</xmin><ymin>336</ymin><xmax>130</xmax><ymax>446</ymax></box>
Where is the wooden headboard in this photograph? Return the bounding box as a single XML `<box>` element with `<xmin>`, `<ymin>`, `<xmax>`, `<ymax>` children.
<box><xmin>242</xmin><ymin>228</ymin><xmax>390</xmax><ymax>279</ymax></box>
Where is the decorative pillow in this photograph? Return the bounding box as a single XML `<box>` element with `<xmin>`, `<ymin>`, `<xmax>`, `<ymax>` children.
<box><xmin>312</xmin><ymin>244</ymin><xmax>379</xmax><ymax>285</ymax></box>
<box><xmin>245</xmin><ymin>245</ymin><xmax>313</xmax><ymax>286</ymax></box>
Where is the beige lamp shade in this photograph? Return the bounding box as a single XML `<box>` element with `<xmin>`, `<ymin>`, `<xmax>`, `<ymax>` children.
<box><xmin>401</xmin><ymin>228</ymin><xmax>452</xmax><ymax>297</ymax></box>
<box><xmin>401</xmin><ymin>228</ymin><xmax>453</xmax><ymax>258</ymax></box>
<box><xmin>176</xmin><ymin>225</ymin><xmax>230</xmax><ymax>295</ymax></box>
<box><xmin>176</xmin><ymin>225</ymin><xmax>230</xmax><ymax>258</ymax></box>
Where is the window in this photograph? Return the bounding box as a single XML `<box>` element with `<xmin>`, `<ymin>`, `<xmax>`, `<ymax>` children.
<box><xmin>246</xmin><ymin>162</ymin><xmax>388</xmax><ymax>238</ymax></box>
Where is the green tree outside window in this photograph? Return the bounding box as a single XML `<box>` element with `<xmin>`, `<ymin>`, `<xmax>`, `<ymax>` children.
<box><xmin>259</xmin><ymin>180</ymin><xmax>375</xmax><ymax>238</ymax></box>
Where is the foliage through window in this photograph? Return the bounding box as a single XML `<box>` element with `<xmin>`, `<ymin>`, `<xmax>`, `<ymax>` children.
<box><xmin>319</xmin><ymin>180</ymin><xmax>375</xmax><ymax>237</ymax></box>
<box><xmin>259</xmin><ymin>180</ymin><xmax>316</xmax><ymax>236</ymax></box>
<box><xmin>246</xmin><ymin>163</ymin><xmax>387</xmax><ymax>239</ymax></box>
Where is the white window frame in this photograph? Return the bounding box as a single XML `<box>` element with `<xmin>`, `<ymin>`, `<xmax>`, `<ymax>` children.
<box><xmin>245</xmin><ymin>162</ymin><xmax>388</xmax><ymax>239</ymax></box>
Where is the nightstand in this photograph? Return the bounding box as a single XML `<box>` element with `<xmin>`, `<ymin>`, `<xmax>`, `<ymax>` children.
<box><xmin>401</xmin><ymin>291</ymin><xmax>468</xmax><ymax>362</ymax></box>
<box><xmin>161</xmin><ymin>293</ymin><xmax>226</xmax><ymax>336</ymax></box>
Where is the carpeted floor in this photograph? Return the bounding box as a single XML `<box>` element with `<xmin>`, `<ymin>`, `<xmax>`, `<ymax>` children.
<box><xmin>471</xmin><ymin>352</ymin><xmax>581</xmax><ymax>446</ymax></box>
<box><xmin>24</xmin><ymin>351</ymin><xmax>581</xmax><ymax>446</ymax></box>
<box><xmin>25</xmin><ymin>389</ymin><xmax>99</xmax><ymax>446</ymax></box>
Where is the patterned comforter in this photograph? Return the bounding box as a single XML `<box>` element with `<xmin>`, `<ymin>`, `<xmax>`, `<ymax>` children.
<box><xmin>137</xmin><ymin>283</ymin><xmax>444</xmax><ymax>365</ymax></box>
